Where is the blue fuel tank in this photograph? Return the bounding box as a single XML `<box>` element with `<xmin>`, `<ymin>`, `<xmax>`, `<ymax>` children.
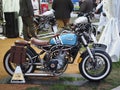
<box><xmin>49</xmin><ymin>33</ymin><xmax>78</xmax><ymax>46</ymax></box>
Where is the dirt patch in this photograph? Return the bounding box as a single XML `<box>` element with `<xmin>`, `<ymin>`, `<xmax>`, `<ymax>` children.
<box><xmin>0</xmin><ymin>84</ymin><xmax>40</xmax><ymax>90</ymax></box>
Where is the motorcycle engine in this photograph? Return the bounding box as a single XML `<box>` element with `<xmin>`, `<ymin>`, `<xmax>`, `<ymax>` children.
<box><xmin>45</xmin><ymin>51</ymin><xmax>67</xmax><ymax>71</ymax></box>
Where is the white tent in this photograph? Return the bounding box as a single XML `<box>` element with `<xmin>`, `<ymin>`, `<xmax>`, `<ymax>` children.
<box><xmin>98</xmin><ymin>0</ymin><xmax>120</xmax><ymax>62</ymax></box>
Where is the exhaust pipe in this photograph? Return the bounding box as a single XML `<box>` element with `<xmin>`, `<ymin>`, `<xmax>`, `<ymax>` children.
<box><xmin>25</xmin><ymin>73</ymin><xmax>54</xmax><ymax>77</ymax></box>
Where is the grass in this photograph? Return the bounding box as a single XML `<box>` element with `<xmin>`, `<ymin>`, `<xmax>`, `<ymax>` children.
<box><xmin>105</xmin><ymin>61</ymin><xmax>120</xmax><ymax>88</ymax></box>
<box><xmin>49</xmin><ymin>85</ymin><xmax>79</xmax><ymax>90</ymax></box>
<box><xmin>59</xmin><ymin>76</ymin><xmax>85</xmax><ymax>82</ymax></box>
<box><xmin>26</xmin><ymin>87</ymin><xmax>40</xmax><ymax>90</ymax></box>
<box><xmin>25</xmin><ymin>61</ymin><xmax>120</xmax><ymax>90</ymax></box>
<box><xmin>26</xmin><ymin>84</ymin><xmax>79</xmax><ymax>90</ymax></box>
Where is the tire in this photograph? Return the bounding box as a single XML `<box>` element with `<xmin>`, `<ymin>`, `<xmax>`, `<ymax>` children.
<box><xmin>79</xmin><ymin>50</ymin><xmax>112</xmax><ymax>81</ymax></box>
<box><xmin>3</xmin><ymin>49</ymin><xmax>35</xmax><ymax>76</ymax></box>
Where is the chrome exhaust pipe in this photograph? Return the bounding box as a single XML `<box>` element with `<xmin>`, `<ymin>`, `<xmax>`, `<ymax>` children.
<box><xmin>25</xmin><ymin>73</ymin><xmax>54</xmax><ymax>77</ymax></box>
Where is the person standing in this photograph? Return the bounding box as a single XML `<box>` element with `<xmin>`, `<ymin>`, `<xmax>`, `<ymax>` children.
<box><xmin>19</xmin><ymin>0</ymin><xmax>37</xmax><ymax>41</ymax></box>
<box><xmin>52</xmin><ymin>0</ymin><xmax>73</xmax><ymax>28</ymax></box>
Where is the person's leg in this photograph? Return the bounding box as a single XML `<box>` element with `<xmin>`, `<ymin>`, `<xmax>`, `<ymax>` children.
<box><xmin>22</xmin><ymin>17</ymin><xmax>30</xmax><ymax>41</ymax></box>
<box><xmin>63</xmin><ymin>19</ymin><xmax>70</xmax><ymax>27</ymax></box>
<box><xmin>56</xmin><ymin>19</ymin><xmax>64</xmax><ymax>28</ymax></box>
<box><xmin>26</xmin><ymin>17</ymin><xmax>37</xmax><ymax>38</ymax></box>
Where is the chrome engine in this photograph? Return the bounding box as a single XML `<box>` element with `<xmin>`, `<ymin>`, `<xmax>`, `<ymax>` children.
<box><xmin>44</xmin><ymin>50</ymin><xmax>67</xmax><ymax>71</ymax></box>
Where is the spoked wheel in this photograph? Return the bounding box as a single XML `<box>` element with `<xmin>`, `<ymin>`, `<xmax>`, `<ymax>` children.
<box><xmin>79</xmin><ymin>50</ymin><xmax>112</xmax><ymax>81</ymax></box>
<box><xmin>3</xmin><ymin>49</ymin><xmax>35</xmax><ymax>76</ymax></box>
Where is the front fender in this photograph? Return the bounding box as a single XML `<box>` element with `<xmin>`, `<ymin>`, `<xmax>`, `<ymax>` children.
<box><xmin>93</xmin><ymin>43</ymin><xmax>107</xmax><ymax>51</ymax></box>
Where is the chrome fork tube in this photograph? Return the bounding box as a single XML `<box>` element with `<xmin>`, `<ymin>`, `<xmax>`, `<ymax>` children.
<box><xmin>86</xmin><ymin>46</ymin><xmax>94</xmax><ymax>59</ymax></box>
<box><xmin>81</xmin><ymin>35</ymin><xmax>95</xmax><ymax>62</ymax></box>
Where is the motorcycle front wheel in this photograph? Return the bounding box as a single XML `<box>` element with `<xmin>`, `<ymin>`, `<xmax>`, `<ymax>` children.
<box><xmin>79</xmin><ymin>50</ymin><xmax>112</xmax><ymax>81</ymax></box>
<box><xmin>3</xmin><ymin>49</ymin><xmax>35</xmax><ymax>76</ymax></box>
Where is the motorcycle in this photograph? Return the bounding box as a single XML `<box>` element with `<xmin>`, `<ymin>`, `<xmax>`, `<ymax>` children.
<box><xmin>3</xmin><ymin>12</ymin><xmax>112</xmax><ymax>81</ymax></box>
<box><xmin>33</xmin><ymin>10</ymin><xmax>58</xmax><ymax>36</ymax></box>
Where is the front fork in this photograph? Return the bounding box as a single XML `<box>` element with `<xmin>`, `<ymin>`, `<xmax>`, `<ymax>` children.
<box><xmin>81</xmin><ymin>35</ymin><xmax>95</xmax><ymax>62</ymax></box>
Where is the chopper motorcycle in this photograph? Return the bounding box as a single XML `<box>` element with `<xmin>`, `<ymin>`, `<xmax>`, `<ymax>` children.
<box><xmin>3</xmin><ymin>12</ymin><xmax>112</xmax><ymax>81</ymax></box>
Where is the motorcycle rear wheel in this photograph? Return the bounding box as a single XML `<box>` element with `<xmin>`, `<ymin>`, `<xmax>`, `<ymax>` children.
<box><xmin>79</xmin><ymin>50</ymin><xmax>112</xmax><ymax>81</ymax></box>
<box><xmin>3</xmin><ymin>49</ymin><xmax>35</xmax><ymax>76</ymax></box>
